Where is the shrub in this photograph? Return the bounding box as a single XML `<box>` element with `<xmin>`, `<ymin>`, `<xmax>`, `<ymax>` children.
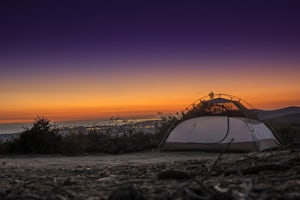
<box><xmin>60</xmin><ymin>133</ymin><xmax>89</xmax><ymax>154</ymax></box>
<box><xmin>10</xmin><ymin>116</ymin><xmax>62</xmax><ymax>154</ymax></box>
<box><xmin>4</xmin><ymin>115</ymin><xmax>174</xmax><ymax>155</ymax></box>
<box><xmin>157</xmin><ymin>115</ymin><xmax>179</xmax><ymax>135</ymax></box>
<box><xmin>271</xmin><ymin>123</ymin><xmax>300</xmax><ymax>147</ymax></box>
<box><xmin>85</xmin><ymin>130</ymin><xmax>165</xmax><ymax>154</ymax></box>
<box><xmin>0</xmin><ymin>142</ymin><xmax>10</xmax><ymax>154</ymax></box>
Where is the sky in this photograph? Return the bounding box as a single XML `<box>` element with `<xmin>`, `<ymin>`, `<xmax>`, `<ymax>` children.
<box><xmin>1</xmin><ymin>0</ymin><xmax>300</xmax><ymax>123</ymax></box>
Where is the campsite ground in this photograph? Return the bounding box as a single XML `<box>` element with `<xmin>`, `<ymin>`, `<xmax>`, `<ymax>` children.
<box><xmin>0</xmin><ymin>149</ymin><xmax>299</xmax><ymax>199</ymax></box>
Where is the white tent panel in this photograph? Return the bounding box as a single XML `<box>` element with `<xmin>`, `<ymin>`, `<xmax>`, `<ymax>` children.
<box><xmin>222</xmin><ymin>117</ymin><xmax>253</xmax><ymax>143</ymax></box>
<box><xmin>165</xmin><ymin>116</ymin><xmax>280</xmax><ymax>150</ymax></box>
<box><xmin>250</xmin><ymin>123</ymin><xmax>277</xmax><ymax>140</ymax></box>
<box><xmin>166</xmin><ymin>117</ymin><xmax>228</xmax><ymax>143</ymax></box>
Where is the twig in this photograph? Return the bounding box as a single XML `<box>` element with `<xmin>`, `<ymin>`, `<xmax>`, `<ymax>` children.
<box><xmin>4</xmin><ymin>195</ymin><xmax>45</xmax><ymax>200</ymax></box>
<box><xmin>203</xmin><ymin>139</ymin><xmax>234</xmax><ymax>179</ymax></box>
<box><xmin>191</xmin><ymin>177</ymin><xmax>217</xmax><ymax>197</ymax></box>
<box><xmin>244</xmin><ymin>177</ymin><xmax>254</xmax><ymax>200</ymax></box>
<box><xmin>266</xmin><ymin>175</ymin><xmax>300</xmax><ymax>182</ymax></box>
<box><xmin>18</xmin><ymin>180</ymin><xmax>78</xmax><ymax>200</ymax></box>
<box><xmin>47</xmin><ymin>183</ymin><xmax>79</xmax><ymax>200</ymax></box>
<box><xmin>165</xmin><ymin>138</ymin><xmax>235</xmax><ymax>199</ymax></box>
<box><xmin>224</xmin><ymin>164</ymin><xmax>291</xmax><ymax>176</ymax></box>
<box><xmin>183</xmin><ymin>187</ymin><xmax>210</xmax><ymax>200</ymax></box>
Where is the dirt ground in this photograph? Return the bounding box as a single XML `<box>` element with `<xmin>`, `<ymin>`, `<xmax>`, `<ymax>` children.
<box><xmin>0</xmin><ymin>149</ymin><xmax>299</xmax><ymax>200</ymax></box>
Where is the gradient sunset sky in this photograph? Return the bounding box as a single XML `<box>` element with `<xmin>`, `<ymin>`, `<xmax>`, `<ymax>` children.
<box><xmin>1</xmin><ymin>0</ymin><xmax>300</xmax><ymax>123</ymax></box>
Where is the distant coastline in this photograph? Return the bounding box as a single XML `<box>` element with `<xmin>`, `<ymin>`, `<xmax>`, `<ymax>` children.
<box><xmin>0</xmin><ymin>117</ymin><xmax>158</xmax><ymax>135</ymax></box>
<box><xmin>2</xmin><ymin>106</ymin><xmax>300</xmax><ymax>135</ymax></box>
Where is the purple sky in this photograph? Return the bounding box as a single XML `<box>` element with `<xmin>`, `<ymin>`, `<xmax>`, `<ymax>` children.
<box><xmin>1</xmin><ymin>0</ymin><xmax>300</xmax><ymax>123</ymax></box>
<box><xmin>1</xmin><ymin>0</ymin><xmax>300</xmax><ymax>66</ymax></box>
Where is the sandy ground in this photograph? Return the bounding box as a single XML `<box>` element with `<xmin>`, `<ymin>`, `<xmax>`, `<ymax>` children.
<box><xmin>0</xmin><ymin>150</ymin><xmax>299</xmax><ymax>200</ymax></box>
<box><xmin>0</xmin><ymin>151</ymin><xmax>238</xmax><ymax>168</ymax></box>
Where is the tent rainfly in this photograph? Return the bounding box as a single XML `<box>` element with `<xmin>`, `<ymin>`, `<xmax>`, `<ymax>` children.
<box><xmin>159</xmin><ymin>93</ymin><xmax>281</xmax><ymax>152</ymax></box>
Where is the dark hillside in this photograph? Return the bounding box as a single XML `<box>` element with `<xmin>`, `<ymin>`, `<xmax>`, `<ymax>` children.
<box><xmin>252</xmin><ymin>106</ymin><xmax>300</xmax><ymax>120</ymax></box>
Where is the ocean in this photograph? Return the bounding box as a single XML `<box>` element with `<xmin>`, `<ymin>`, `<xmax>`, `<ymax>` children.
<box><xmin>0</xmin><ymin>118</ymin><xmax>157</xmax><ymax>134</ymax></box>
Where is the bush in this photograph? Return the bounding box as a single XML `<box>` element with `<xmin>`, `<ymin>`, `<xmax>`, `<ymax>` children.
<box><xmin>10</xmin><ymin>116</ymin><xmax>62</xmax><ymax>154</ymax></box>
<box><xmin>271</xmin><ymin>123</ymin><xmax>300</xmax><ymax>147</ymax></box>
<box><xmin>158</xmin><ymin>115</ymin><xmax>179</xmax><ymax>134</ymax></box>
<box><xmin>3</xmin><ymin>116</ymin><xmax>173</xmax><ymax>155</ymax></box>
<box><xmin>60</xmin><ymin>133</ymin><xmax>90</xmax><ymax>154</ymax></box>
<box><xmin>0</xmin><ymin>142</ymin><xmax>10</xmax><ymax>154</ymax></box>
<box><xmin>84</xmin><ymin>130</ymin><xmax>164</xmax><ymax>154</ymax></box>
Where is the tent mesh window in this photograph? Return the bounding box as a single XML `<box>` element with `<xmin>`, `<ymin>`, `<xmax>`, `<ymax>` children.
<box><xmin>182</xmin><ymin>98</ymin><xmax>259</xmax><ymax>121</ymax></box>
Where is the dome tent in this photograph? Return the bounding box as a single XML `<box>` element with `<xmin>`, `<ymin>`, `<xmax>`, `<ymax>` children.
<box><xmin>159</xmin><ymin>93</ymin><xmax>281</xmax><ymax>152</ymax></box>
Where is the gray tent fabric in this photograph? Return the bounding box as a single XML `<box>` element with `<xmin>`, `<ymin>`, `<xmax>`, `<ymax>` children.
<box><xmin>204</xmin><ymin>97</ymin><xmax>235</xmax><ymax>104</ymax></box>
<box><xmin>160</xmin><ymin>94</ymin><xmax>281</xmax><ymax>152</ymax></box>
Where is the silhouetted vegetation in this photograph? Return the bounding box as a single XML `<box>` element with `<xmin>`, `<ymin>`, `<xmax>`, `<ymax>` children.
<box><xmin>0</xmin><ymin>116</ymin><xmax>177</xmax><ymax>155</ymax></box>
<box><xmin>158</xmin><ymin>115</ymin><xmax>179</xmax><ymax>134</ymax></box>
<box><xmin>270</xmin><ymin>123</ymin><xmax>300</xmax><ymax>147</ymax></box>
<box><xmin>8</xmin><ymin>116</ymin><xmax>62</xmax><ymax>154</ymax></box>
<box><xmin>2</xmin><ymin>115</ymin><xmax>298</xmax><ymax>155</ymax></box>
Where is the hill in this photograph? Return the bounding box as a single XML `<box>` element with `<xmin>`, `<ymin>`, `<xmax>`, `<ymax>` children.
<box><xmin>264</xmin><ymin>113</ymin><xmax>300</xmax><ymax>124</ymax></box>
<box><xmin>252</xmin><ymin>106</ymin><xmax>300</xmax><ymax>122</ymax></box>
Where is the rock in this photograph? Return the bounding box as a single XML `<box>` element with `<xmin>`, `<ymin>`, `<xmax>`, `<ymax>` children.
<box><xmin>63</xmin><ymin>178</ymin><xmax>76</xmax><ymax>186</ymax></box>
<box><xmin>96</xmin><ymin>176</ymin><xmax>115</xmax><ymax>182</ymax></box>
<box><xmin>286</xmin><ymin>192</ymin><xmax>300</xmax><ymax>200</ymax></box>
<box><xmin>157</xmin><ymin>170</ymin><xmax>190</xmax><ymax>180</ymax></box>
<box><xmin>108</xmin><ymin>185</ymin><xmax>145</xmax><ymax>200</ymax></box>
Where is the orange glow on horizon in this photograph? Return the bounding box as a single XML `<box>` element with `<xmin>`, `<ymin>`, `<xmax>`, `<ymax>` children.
<box><xmin>1</xmin><ymin>93</ymin><xmax>299</xmax><ymax>124</ymax></box>
<box><xmin>1</xmin><ymin>60</ymin><xmax>300</xmax><ymax>124</ymax></box>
